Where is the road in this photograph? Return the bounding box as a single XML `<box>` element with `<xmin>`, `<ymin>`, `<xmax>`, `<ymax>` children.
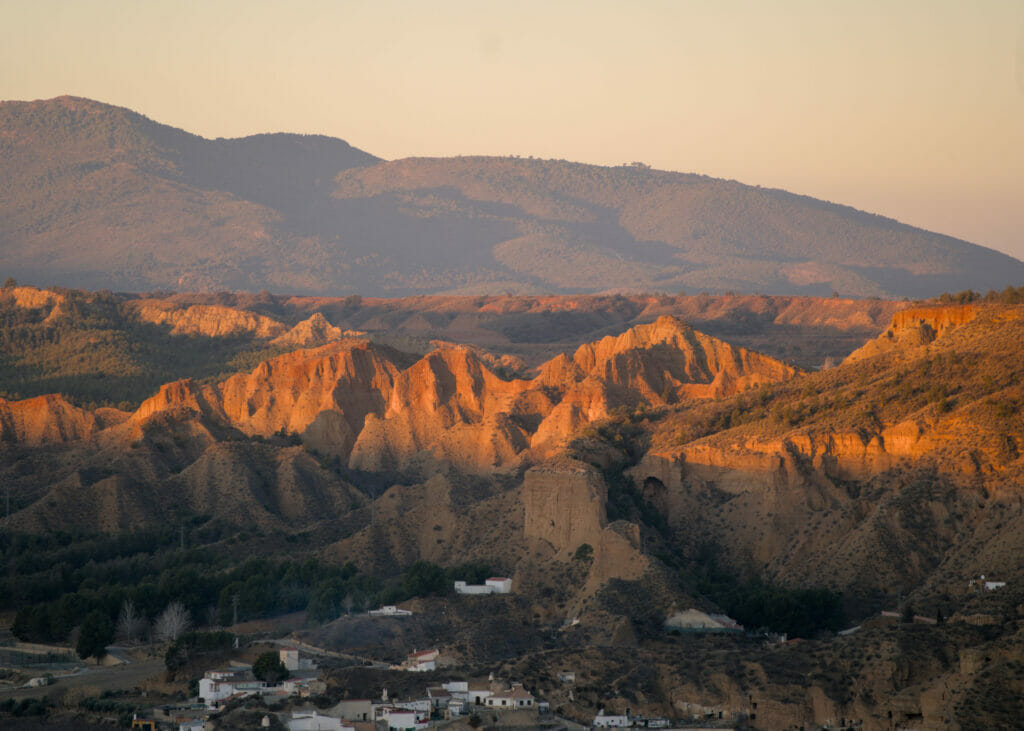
<box><xmin>0</xmin><ymin>656</ymin><xmax>166</xmax><ymax>700</ymax></box>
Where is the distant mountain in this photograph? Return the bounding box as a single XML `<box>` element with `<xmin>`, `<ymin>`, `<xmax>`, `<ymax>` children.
<box><xmin>2</xmin><ymin>96</ymin><xmax>1022</xmax><ymax>297</ymax></box>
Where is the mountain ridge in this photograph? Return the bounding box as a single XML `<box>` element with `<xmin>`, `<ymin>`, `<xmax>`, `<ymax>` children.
<box><xmin>3</xmin><ymin>96</ymin><xmax>1022</xmax><ymax>297</ymax></box>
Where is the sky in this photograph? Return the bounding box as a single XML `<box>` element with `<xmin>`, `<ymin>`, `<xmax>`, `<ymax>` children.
<box><xmin>2</xmin><ymin>0</ymin><xmax>1023</xmax><ymax>261</ymax></box>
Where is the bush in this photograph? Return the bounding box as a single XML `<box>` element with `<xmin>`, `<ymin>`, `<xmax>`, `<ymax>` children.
<box><xmin>573</xmin><ymin>544</ymin><xmax>594</xmax><ymax>562</ymax></box>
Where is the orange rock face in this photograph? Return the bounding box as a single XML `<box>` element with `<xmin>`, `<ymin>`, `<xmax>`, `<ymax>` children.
<box><xmin>0</xmin><ymin>394</ymin><xmax>126</xmax><ymax>445</ymax></box>
<box><xmin>6</xmin><ymin>316</ymin><xmax>797</xmax><ymax>477</ymax></box>
<box><xmin>130</xmin><ymin>301</ymin><xmax>288</xmax><ymax>338</ymax></box>
<box><xmin>845</xmin><ymin>304</ymin><xmax>980</xmax><ymax>363</ymax></box>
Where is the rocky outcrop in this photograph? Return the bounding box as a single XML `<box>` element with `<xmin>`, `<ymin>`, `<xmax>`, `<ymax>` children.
<box><xmin>0</xmin><ymin>394</ymin><xmax>127</xmax><ymax>445</ymax></box>
<box><xmin>3</xmin><ymin>316</ymin><xmax>796</xmax><ymax>477</ymax></box>
<box><xmin>349</xmin><ymin>347</ymin><xmax>532</xmax><ymax>474</ymax></box>
<box><xmin>845</xmin><ymin>304</ymin><xmax>980</xmax><ymax>363</ymax></box>
<box><xmin>130</xmin><ymin>301</ymin><xmax>288</xmax><ymax>338</ymax></box>
<box><xmin>550</xmin><ymin>315</ymin><xmax>797</xmax><ymax>403</ymax></box>
<box><xmin>131</xmin><ymin>340</ymin><xmax>406</xmax><ymax>458</ymax></box>
<box><xmin>523</xmin><ymin>458</ymin><xmax>608</xmax><ymax>553</ymax></box>
<box><xmin>270</xmin><ymin>312</ymin><xmax>360</xmax><ymax>348</ymax></box>
<box><xmin>523</xmin><ymin>458</ymin><xmax>648</xmax><ymax>591</ymax></box>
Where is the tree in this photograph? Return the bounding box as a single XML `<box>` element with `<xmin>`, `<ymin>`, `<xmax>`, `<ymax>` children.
<box><xmin>252</xmin><ymin>651</ymin><xmax>289</xmax><ymax>684</ymax></box>
<box><xmin>76</xmin><ymin>611</ymin><xmax>114</xmax><ymax>660</ymax></box>
<box><xmin>400</xmin><ymin>561</ymin><xmax>448</xmax><ymax>599</ymax></box>
<box><xmin>115</xmin><ymin>600</ymin><xmax>148</xmax><ymax>645</ymax></box>
<box><xmin>2</xmin><ymin>277</ymin><xmax>16</xmax><ymax>289</ymax></box>
<box><xmin>155</xmin><ymin>602</ymin><xmax>191</xmax><ymax>643</ymax></box>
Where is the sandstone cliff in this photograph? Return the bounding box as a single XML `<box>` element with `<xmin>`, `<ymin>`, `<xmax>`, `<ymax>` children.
<box><xmin>131</xmin><ymin>339</ymin><xmax>408</xmax><ymax>459</ymax></box>
<box><xmin>629</xmin><ymin>304</ymin><xmax>1024</xmax><ymax>595</ymax></box>
<box><xmin>270</xmin><ymin>312</ymin><xmax>361</xmax><ymax>348</ymax></box>
<box><xmin>130</xmin><ymin>301</ymin><xmax>288</xmax><ymax>338</ymax></box>
<box><xmin>523</xmin><ymin>458</ymin><xmax>648</xmax><ymax>593</ymax></box>
<box><xmin>845</xmin><ymin>304</ymin><xmax>980</xmax><ymax>363</ymax></box>
<box><xmin>0</xmin><ymin>394</ymin><xmax>127</xmax><ymax>445</ymax></box>
<box><xmin>0</xmin><ymin>316</ymin><xmax>797</xmax><ymax>480</ymax></box>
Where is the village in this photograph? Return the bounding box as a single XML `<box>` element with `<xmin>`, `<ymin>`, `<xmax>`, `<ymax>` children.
<box><xmin>134</xmin><ymin>643</ymin><xmax>704</xmax><ymax>731</ymax></box>
<box><xmin>1</xmin><ymin>573</ymin><xmax>1013</xmax><ymax>730</ymax></box>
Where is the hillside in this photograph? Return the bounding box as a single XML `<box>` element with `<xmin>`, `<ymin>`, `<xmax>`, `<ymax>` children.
<box><xmin>633</xmin><ymin>304</ymin><xmax>1024</xmax><ymax>602</ymax></box>
<box><xmin>3</xmin><ymin>96</ymin><xmax>1024</xmax><ymax>297</ymax></box>
<box><xmin>3</xmin><ymin>296</ymin><xmax>1024</xmax><ymax>728</ymax></box>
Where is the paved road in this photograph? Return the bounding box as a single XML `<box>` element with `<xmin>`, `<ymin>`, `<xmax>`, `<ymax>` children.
<box><xmin>0</xmin><ymin>657</ymin><xmax>165</xmax><ymax>699</ymax></box>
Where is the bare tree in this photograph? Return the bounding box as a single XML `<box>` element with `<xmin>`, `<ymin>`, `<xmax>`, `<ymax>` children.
<box><xmin>154</xmin><ymin>602</ymin><xmax>191</xmax><ymax>643</ymax></box>
<box><xmin>115</xmin><ymin>600</ymin><xmax>148</xmax><ymax>645</ymax></box>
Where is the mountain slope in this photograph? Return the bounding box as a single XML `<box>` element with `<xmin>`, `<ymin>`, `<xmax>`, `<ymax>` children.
<box><xmin>632</xmin><ymin>304</ymin><xmax>1024</xmax><ymax>599</ymax></box>
<box><xmin>3</xmin><ymin>96</ymin><xmax>1023</xmax><ymax>297</ymax></box>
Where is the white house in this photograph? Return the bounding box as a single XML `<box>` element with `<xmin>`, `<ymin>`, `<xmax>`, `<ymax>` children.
<box><xmin>447</xmin><ymin>698</ymin><xmax>466</xmax><ymax>717</ymax></box>
<box><xmin>484</xmin><ymin>684</ymin><xmax>534</xmax><ymax>709</ymax></box>
<box><xmin>427</xmin><ymin>687</ymin><xmax>451</xmax><ymax>709</ymax></box>
<box><xmin>453</xmin><ymin>577</ymin><xmax>513</xmax><ymax>595</ymax></box>
<box><xmin>286</xmin><ymin>711</ymin><xmax>352</xmax><ymax>731</ymax></box>
<box><xmin>369</xmin><ymin>605</ymin><xmax>413</xmax><ymax>616</ymax></box>
<box><xmin>382</xmin><ymin>709</ymin><xmax>428</xmax><ymax>730</ymax></box>
<box><xmin>441</xmin><ymin>680</ymin><xmax>468</xmax><ymax>696</ymax></box>
<box><xmin>401</xmin><ymin>648</ymin><xmax>438</xmax><ymax>672</ymax></box>
<box><xmin>984</xmin><ymin>581</ymin><xmax>1007</xmax><ymax>591</ymax></box>
<box><xmin>467</xmin><ymin>681</ymin><xmax>493</xmax><ymax>705</ymax></box>
<box><xmin>485</xmin><ymin>577</ymin><xmax>513</xmax><ymax>593</ymax></box>
<box><xmin>593</xmin><ymin>709</ymin><xmax>632</xmax><ymax>727</ymax></box>
<box><xmin>199</xmin><ymin>671</ymin><xmax>265</xmax><ymax>708</ymax></box>
<box><xmin>453</xmin><ymin>581</ymin><xmax>493</xmax><ymax>595</ymax></box>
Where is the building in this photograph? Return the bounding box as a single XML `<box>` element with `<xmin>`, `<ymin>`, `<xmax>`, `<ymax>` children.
<box><xmin>663</xmin><ymin>608</ymin><xmax>743</xmax><ymax>633</ymax></box>
<box><xmin>467</xmin><ymin>680</ymin><xmax>493</xmax><ymax>705</ymax></box>
<box><xmin>427</xmin><ymin>687</ymin><xmax>451</xmax><ymax>710</ymax></box>
<box><xmin>380</xmin><ymin>708</ymin><xmax>428</xmax><ymax>730</ymax></box>
<box><xmin>484</xmin><ymin>683</ymin><xmax>535</xmax><ymax>709</ymax></box>
<box><xmin>453</xmin><ymin>577</ymin><xmax>513</xmax><ymax>595</ymax></box>
<box><xmin>369</xmin><ymin>605</ymin><xmax>413</xmax><ymax>616</ymax></box>
<box><xmin>198</xmin><ymin>668</ymin><xmax>266</xmax><ymax>708</ymax></box>
<box><xmin>287</xmin><ymin>710</ymin><xmax>353</xmax><ymax>731</ymax></box>
<box><xmin>400</xmin><ymin>648</ymin><xmax>439</xmax><ymax>672</ymax></box>
<box><xmin>593</xmin><ymin>709</ymin><xmax>632</xmax><ymax>727</ymax></box>
<box><xmin>485</xmin><ymin>577</ymin><xmax>513</xmax><ymax>593</ymax></box>
<box><xmin>280</xmin><ymin>647</ymin><xmax>318</xmax><ymax>671</ymax></box>
<box><xmin>331</xmin><ymin>700</ymin><xmax>373</xmax><ymax>722</ymax></box>
<box><xmin>446</xmin><ymin>698</ymin><xmax>466</xmax><ymax>717</ymax></box>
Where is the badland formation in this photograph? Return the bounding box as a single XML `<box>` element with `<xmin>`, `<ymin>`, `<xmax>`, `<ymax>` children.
<box><xmin>1</xmin><ymin>97</ymin><xmax>1024</xmax><ymax>730</ymax></box>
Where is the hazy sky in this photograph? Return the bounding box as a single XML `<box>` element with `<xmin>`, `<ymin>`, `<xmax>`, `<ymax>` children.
<box><xmin>3</xmin><ymin>0</ymin><xmax>1023</xmax><ymax>261</ymax></box>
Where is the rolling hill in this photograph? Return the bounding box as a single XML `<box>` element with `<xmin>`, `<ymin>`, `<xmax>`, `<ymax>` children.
<box><xmin>3</xmin><ymin>96</ymin><xmax>1023</xmax><ymax>298</ymax></box>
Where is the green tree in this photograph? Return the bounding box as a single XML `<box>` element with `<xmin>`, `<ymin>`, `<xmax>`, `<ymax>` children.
<box><xmin>252</xmin><ymin>651</ymin><xmax>289</xmax><ymax>684</ymax></box>
<box><xmin>76</xmin><ymin>610</ymin><xmax>114</xmax><ymax>660</ymax></box>
<box><xmin>400</xmin><ymin>561</ymin><xmax>448</xmax><ymax>599</ymax></box>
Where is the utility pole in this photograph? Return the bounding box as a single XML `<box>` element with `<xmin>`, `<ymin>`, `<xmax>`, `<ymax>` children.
<box><xmin>232</xmin><ymin>594</ymin><xmax>239</xmax><ymax>649</ymax></box>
